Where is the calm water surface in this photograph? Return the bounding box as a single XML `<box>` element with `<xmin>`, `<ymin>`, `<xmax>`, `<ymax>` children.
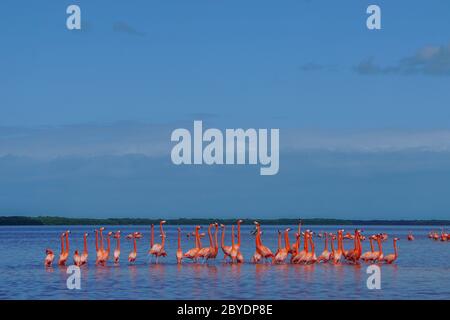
<box><xmin>0</xmin><ymin>225</ymin><xmax>449</xmax><ymax>300</ymax></box>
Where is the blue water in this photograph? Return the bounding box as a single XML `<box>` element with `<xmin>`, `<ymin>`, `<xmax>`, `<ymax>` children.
<box><xmin>0</xmin><ymin>225</ymin><xmax>449</xmax><ymax>300</ymax></box>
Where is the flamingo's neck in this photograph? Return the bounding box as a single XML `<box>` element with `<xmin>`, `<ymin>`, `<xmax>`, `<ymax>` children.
<box><xmin>221</xmin><ymin>226</ymin><xmax>226</xmax><ymax>249</ymax></box>
<box><xmin>284</xmin><ymin>230</ymin><xmax>290</xmax><ymax>251</ymax></box>
<box><xmin>231</xmin><ymin>226</ymin><xmax>235</xmax><ymax>246</ymax></box>
<box><xmin>83</xmin><ymin>234</ymin><xmax>88</xmax><ymax>254</ymax></box>
<box><xmin>151</xmin><ymin>225</ymin><xmax>154</xmax><ymax>248</ymax></box>
<box><xmin>195</xmin><ymin>228</ymin><xmax>200</xmax><ymax>249</ymax></box>
<box><xmin>117</xmin><ymin>237</ymin><xmax>120</xmax><ymax>250</ymax></box>
<box><xmin>324</xmin><ymin>234</ymin><xmax>328</xmax><ymax>251</ymax></box>
<box><xmin>214</xmin><ymin>226</ymin><xmax>219</xmax><ymax>249</ymax></box>
<box><xmin>65</xmin><ymin>233</ymin><xmax>70</xmax><ymax>253</ymax></box>
<box><xmin>177</xmin><ymin>230</ymin><xmax>181</xmax><ymax>250</ymax></box>
<box><xmin>369</xmin><ymin>238</ymin><xmax>374</xmax><ymax>252</ymax></box>
<box><xmin>310</xmin><ymin>235</ymin><xmax>315</xmax><ymax>254</ymax></box>
<box><xmin>133</xmin><ymin>238</ymin><xmax>137</xmax><ymax>252</ymax></box>
<box><xmin>393</xmin><ymin>240</ymin><xmax>398</xmax><ymax>258</ymax></box>
<box><xmin>237</xmin><ymin>222</ymin><xmax>241</xmax><ymax>245</ymax></box>
<box><xmin>100</xmin><ymin>230</ymin><xmax>104</xmax><ymax>250</ymax></box>
<box><xmin>330</xmin><ymin>237</ymin><xmax>335</xmax><ymax>253</ymax></box>
<box><xmin>160</xmin><ymin>222</ymin><xmax>164</xmax><ymax>240</ymax></box>
<box><xmin>208</xmin><ymin>225</ymin><xmax>213</xmax><ymax>248</ymax></box>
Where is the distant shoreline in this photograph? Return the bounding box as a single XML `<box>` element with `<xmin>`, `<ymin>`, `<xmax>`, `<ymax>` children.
<box><xmin>0</xmin><ymin>216</ymin><xmax>449</xmax><ymax>226</ymax></box>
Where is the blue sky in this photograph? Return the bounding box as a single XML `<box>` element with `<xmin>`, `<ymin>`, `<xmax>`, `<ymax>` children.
<box><xmin>0</xmin><ymin>1</ymin><xmax>450</xmax><ymax>218</ymax></box>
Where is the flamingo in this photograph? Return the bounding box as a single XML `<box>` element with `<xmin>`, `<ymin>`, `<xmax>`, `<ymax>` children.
<box><xmin>361</xmin><ymin>235</ymin><xmax>376</xmax><ymax>262</ymax></box>
<box><xmin>149</xmin><ymin>221</ymin><xmax>167</xmax><ymax>263</ymax></box>
<box><xmin>210</xmin><ymin>223</ymin><xmax>220</xmax><ymax>260</ymax></box>
<box><xmin>230</xmin><ymin>219</ymin><xmax>244</xmax><ymax>262</ymax></box>
<box><xmin>127</xmin><ymin>232</ymin><xmax>142</xmax><ymax>263</ymax></box>
<box><xmin>290</xmin><ymin>221</ymin><xmax>302</xmax><ymax>254</ymax></box>
<box><xmin>220</xmin><ymin>224</ymin><xmax>232</xmax><ymax>262</ymax></box>
<box><xmin>198</xmin><ymin>224</ymin><xmax>214</xmax><ymax>261</ymax></box>
<box><xmin>98</xmin><ymin>231</ymin><xmax>113</xmax><ymax>265</ymax></box>
<box><xmin>176</xmin><ymin>228</ymin><xmax>183</xmax><ymax>264</ymax></box>
<box><xmin>345</xmin><ymin>229</ymin><xmax>362</xmax><ymax>264</ymax></box>
<box><xmin>317</xmin><ymin>233</ymin><xmax>331</xmax><ymax>263</ymax></box>
<box><xmin>274</xmin><ymin>230</ymin><xmax>282</xmax><ymax>257</ymax></box>
<box><xmin>254</xmin><ymin>222</ymin><xmax>274</xmax><ymax>263</ymax></box>
<box><xmin>95</xmin><ymin>227</ymin><xmax>106</xmax><ymax>265</ymax></box>
<box><xmin>331</xmin><ymin>230</ymin><xmax>344</xmax><ymax>264</ymax></box>
<box><xmin>80</xmin><ymin>233</ymin><xmax>88</xmax><ymax>265</ymax></box>
<box><xmin>251</xmin><ymin>228</ymin><xmax>262</xmax><ymax>263</ymax></box>
<box><xmin>274</xmin><ymin>228</ymin><xmax>290</xmax><ymax>264</ymax></box>
<box><xmin>44</xmin><ymin>249</ymin><xmax>54</xmax><ymax>267</ymax></box>
<box><xmin>372</xmin><ymin>234</ymin><xmax>384</xmax><ymax>262</ymax></box>
<box><xmin>292</xmin><ymin>231</ymin><xmax>308</xmax><ymax>264</ymax></box>
<box><xmin>304</xmin><ymin>231</ymin><xmax>317</xmax><ymax>264</ymax></box>
<box><xmin>58</xmin><ymin>231</ymin><xmax>70</xmax><ymax>266</ymax></box>
<box><xmin>382</xmin><ymin>238</ymin><xmax>399</xmax><ymax>264</ymax></box>
<box><xmin>113</xmin><ymin>231</ymin><xmax>121</xmax><ymax>264</ymax></box>
<box><xmin>184</xmin><ymin>226</ymin><xmax>201</xmax><ymax>262</ymax></box>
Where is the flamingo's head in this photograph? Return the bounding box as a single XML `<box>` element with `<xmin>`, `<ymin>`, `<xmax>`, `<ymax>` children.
<box><xmin>177</xmin><ymin>227</ymin><xmax>181</xmax><ymax>232</ymax></box>
<box><xmin>253</xmin><ymin>221</ymin><xmax>260</xmax><ymax>226</ymax></box>
<box><xmin>99</xmin><ymin>227</ymin><xmax>105</xmax><ymax>231</ymax></box>
<box><xmin>161</xmin><ymin>220</ymin><xmax>167</xmax><ymax>224</ymax></box>
<box><xmin>46</xmin><ymin>249</ymin><xmax>53</xmax><ymax>255</ymax></box>
<box><xmin>107</xmin><ymin>231</ymin><xmax>113</xmax><ymax>236</ymax></box>
<box><xmin>237</xmin><ymin>219</ymin><xmax>243</xmax><ymax>224</ymax></box>
<box><xmin>114</xmin><ymin>232</ymin><xmax>121</xmax><ymax>239</ymax></box>
<box><xmin>199</xmin><ymin>233</ymin><xmax>206</xmax><ymax>238</ymax></box>
<box><xmin>84</xmin><ymin>232</ymin><xmax>89</xmax><ymax>237</ymax></box>
<box><xmin>220</xmin><ymin>224</ymin><xmax>225</xmax><ymax>228</ymax></box>
<box><xmin>134</xmin><ymin>232</ymin><xmax>143</xmax><ymax>239</ymax></box>
<box><xmin>66</xmin><ymin>230</ymin><xmax>70</xmax><ymax>234</ymax></box>
<box><xmin>286</xmin><ymin>228</ymin><xmax>291</xmax><ymax>232</ymax></box>
<box><xmin>214</xmin><ymin>222</ymin><xmax>219</xmax><ymax>227</ymax></box>
<box><xmin>126</xmin><ymin>234</ymin><xmax>133</xmax><ymax>239</ymax></box>
<box><xmin>394</xmin><ymin>237</ymin><xmax>400</xmax><ymax>241</ymax></box>
<box><xmin>74</xmin><ymin>250</ymin><xmax>79</xmax><ymax>254</ymax></box>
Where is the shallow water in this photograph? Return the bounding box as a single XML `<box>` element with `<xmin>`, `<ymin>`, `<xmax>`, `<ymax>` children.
<box><xmin>0</xmin><ymin>225</ymin><xmax>449</xmax><ymax>300</ymax></box>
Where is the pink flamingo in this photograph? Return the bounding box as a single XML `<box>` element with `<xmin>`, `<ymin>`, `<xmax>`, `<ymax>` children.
<box><xmin>382</xmin><ymin>238</ymin><xmax>399</xmax><ymax>264</ymax></box>
<box><xmin>45</xmin><ymin>249</ymin><xmax>54</xmax><ymax>267</ymax></box>
<box><xmin>113</xmin><ymin>231</ymin><xmax>121</xmax><ymax>264</ymax></box>
<box><xmin>317</xmin><ymin>233</ymin><xmax>331</xmax><ymax>263</ymax></box>
<box><xmin>80</xmin><ymin>232</ymin><xmax>88</xmax><ymax>265</ymax></box>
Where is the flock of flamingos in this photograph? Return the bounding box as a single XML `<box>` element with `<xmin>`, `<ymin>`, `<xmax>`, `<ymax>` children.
<box><xmin>44</xmin><ymin>220</ymin><xmax>414</xmax><ymax>267</ymax></box>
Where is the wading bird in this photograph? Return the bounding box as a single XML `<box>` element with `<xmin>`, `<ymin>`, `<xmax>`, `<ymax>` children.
<box><xmin>127</xmin><ymin>232</ymin><xmax>142</xmax><ymax>263</ymax></box>
<box><xmin>45</xmin><ymin>249</ymin><xmax>54</xmax><ymax>267</ymax></box>
<box><xmin>113</xmin><ymin>231</ymin><xmax>121</xmax><ymax>264</ymax></box>
<box><xmin>176</xmin><ymin>228</ymin><xmax>183</xmax><ymax>264</ymax></box>
<box><xmin>184</xmin><ymin>226</ymin><xmax>201</xmax><ymax>262</ymax></box>
<box><xmin>317</xmin><ymin>233</ymin><xmax>331</xmax><ymax>263</ymax></box>
<box><xmin>254</xmin><ymin>221</ymin><xmax>274</xmax><ymax>263</ymax></box>
<box><xmin>382</xmin><ymin>238</ymin><xmax>399</xmax><ymax>264</ymax></box>
<box><xmin>80</xmin><ymin>233</ymin><xmax>89</xmax><ymax>265</ymax></box>
<box><xmin>220</xmin><ymin>224</ymin><xmax>232</xmax><ymax>262</ymax></box>
<box><xmin>58</xmin><ymin>231</ymin><xmax>70</xmax><ymax>266</ymax></box>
